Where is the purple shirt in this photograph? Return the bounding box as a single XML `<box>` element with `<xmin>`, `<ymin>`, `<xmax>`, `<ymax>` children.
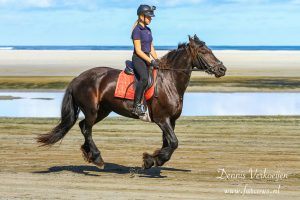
<box><xmin>131</xmin><ymin>23</ymin><xmax>153</xmax><ymax>53</ymax></box>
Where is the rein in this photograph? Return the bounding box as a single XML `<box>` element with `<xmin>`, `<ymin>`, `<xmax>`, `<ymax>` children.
<box><xmin>158</xmin><ymin>68</ymin><xmax>203</xmax><ymax>71</ymax></box>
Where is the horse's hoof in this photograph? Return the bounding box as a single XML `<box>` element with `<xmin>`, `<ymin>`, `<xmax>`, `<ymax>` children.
<box><xmin>81</xmin><ymin>146</ymin><xmax>90</xmax><ymax>162</ymax></box>
<box><xmin>142</xmin><ymin>152</ymin><xmax>154</xmax><ymax>169</ymax></box>
<box><xmin>93</xmin><ymin>156</ymin><xmax>105</xmax><ymax>169</ymax></box>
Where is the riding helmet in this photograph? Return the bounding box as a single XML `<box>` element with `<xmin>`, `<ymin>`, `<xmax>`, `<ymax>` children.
<box><xmin>137</xmin><ymin>5</ymin><xmax>156</xmax><ymax>17</ymax></box>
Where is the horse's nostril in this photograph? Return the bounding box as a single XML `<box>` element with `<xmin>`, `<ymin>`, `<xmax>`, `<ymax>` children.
<box><xmin>220</xmin><ymin>67</ymin><xmax>226</xmax><ymax>73</ymax></box>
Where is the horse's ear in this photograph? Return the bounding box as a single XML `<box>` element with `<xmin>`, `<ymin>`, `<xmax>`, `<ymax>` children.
<box><xmin>194</xmin><ymin>34</ymin><xmax>200</xmax><ymax>43</ymax></box>
<box><xmin>188</xmin><ymin>35</ymin><xmax>197</xmax><ymax>55</ymax></box>
<box><xmin>188</xmin><ymin>35</ymin><xmax>196</xmax><ymax>47</ymax></box>
<box><xmin>188</xmin><ymin>35</ymin><xmax>193</xmax><ymax>42</ymax></box>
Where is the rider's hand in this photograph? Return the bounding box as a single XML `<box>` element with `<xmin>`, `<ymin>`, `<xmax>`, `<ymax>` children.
<box><xmin>151</xmin><ymin>59</ymin><xmax>160</xmax><ymax>69</ymax></box>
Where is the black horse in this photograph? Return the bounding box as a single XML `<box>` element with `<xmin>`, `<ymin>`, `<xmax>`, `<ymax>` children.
<box><xmin>37</xmin><ymin>35</ymin><xmax>226</xmax><ymax>169</ymax></box>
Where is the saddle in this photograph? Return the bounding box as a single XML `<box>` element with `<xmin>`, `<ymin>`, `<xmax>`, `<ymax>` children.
<box><xmin>124</xmin><ymin>60</ymin><xmax>154</xmax><ymax>91</ymax></box>
<box><xmin>114</xmin><ymin>60</ymin><xmax>157</xmax><ymax>100</ymax></box>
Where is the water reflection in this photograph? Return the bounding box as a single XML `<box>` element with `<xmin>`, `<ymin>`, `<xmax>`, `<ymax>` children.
<box><xmin>0</xmin><ymin>92</ymin><xmax>299</xmax><ymax>117</ymax></box>
<box><xmin>183</xmin><ymin>93</ymin><xmax>300</xmax><ymax>116</ymax></box>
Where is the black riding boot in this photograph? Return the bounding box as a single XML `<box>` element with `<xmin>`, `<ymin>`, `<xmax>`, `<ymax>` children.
<box><xmin>132</xmin><ymin>80</ymin><xmax>147</xmax><ymax>116</ymax></box>
<box><xmin>132</xmin><ymin>92</ymin><xmax>146</xmax><ymax>116</ymax></box>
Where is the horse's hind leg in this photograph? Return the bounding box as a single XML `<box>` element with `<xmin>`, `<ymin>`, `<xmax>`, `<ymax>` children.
<box><xmin>79</xmin><ymin>106</ymin><xmax>111</xmax><ymax>168</ymax></box>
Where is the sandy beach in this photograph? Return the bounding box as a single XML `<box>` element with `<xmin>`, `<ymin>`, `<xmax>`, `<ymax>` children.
<box><xmin>0</xmin><ymin>50</ymin><xmax>300</xmax><ymax>77</ymax></box>
<box><xmin>0</xmin><ymin>116</ymin><xmax>299</xmax><ymax>199</ymax></box>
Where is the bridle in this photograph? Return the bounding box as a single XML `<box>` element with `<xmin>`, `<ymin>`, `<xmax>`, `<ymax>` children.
<box><xmin>192</xmin><ymin>51</ymin><xmax>223</xmax><ymax>75</ymax></box>
<box><xmin>158</xmin><ymin>46</ymin><xmax>223</xmax><ymax>74</ymax></box>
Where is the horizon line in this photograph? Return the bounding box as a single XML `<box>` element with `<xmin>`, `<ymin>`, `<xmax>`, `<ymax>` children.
<box><xmin>1</xmin><ymin>45</ymin><xmax>300</xmax><ymax>47</ymax></box>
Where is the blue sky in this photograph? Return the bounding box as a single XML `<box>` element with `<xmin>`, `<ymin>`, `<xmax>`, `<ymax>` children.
<box><xmin>0</xmin><ymin>0</ymin><xmax>299</xmax><ymax>45</ymax></box>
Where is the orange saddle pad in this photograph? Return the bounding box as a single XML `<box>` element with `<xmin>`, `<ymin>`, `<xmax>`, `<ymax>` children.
<box><xmin>114</xmin><ymin>69</ymin><xmax>157</xmax><ymax>100</ymax></box>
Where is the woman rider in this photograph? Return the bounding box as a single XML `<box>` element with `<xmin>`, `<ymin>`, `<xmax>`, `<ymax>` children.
<box><xmin>131</xmin><ymin>4</ymin><xmax>160</xmax><ymax>116</ymax></box>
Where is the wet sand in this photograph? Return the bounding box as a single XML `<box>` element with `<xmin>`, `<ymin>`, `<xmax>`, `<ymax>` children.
<box><xmin>0</xmin><ymin>116</ymin><xmax>299</xmax><ymax>199</ymax></box>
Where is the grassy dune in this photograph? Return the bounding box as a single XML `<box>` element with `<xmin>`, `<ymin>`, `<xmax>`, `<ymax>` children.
<box><xmin>0</xmin><ymin>116</ymin><xmax>299</xmax><ymax>199</ymax></box>
<box><xmin>1</xmin><ymin>76</ymin><xmax>300</xmax><ymax>92</ymax></box>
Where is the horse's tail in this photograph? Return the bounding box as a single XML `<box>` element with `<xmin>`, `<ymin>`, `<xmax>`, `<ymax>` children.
<box><xmin>37</xmin><ymin>84</ymin><xmax>79</xmax><ymax>146</ymax></box>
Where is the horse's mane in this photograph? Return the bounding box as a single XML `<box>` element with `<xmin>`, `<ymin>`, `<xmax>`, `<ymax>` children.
<box><xmin>159</xmin><ymin>43</ymin><xmax>188</xmax><ymax>69</ymax></box>
<box><xmin>160</xmin><ymin>35</ymin><xmax>205</xmax><ymax>69</ymax></box>
<box><xmin>159</xmin><ymin>36</ymin><xmax>206</xmax><ymax>69</ymax></box>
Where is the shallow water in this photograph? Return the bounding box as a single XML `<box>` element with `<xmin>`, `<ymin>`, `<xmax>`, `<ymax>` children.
<box><xmin>0</xmin><ymin>92</ymin><xmax>299</xmax><ymax>117</ymax></box>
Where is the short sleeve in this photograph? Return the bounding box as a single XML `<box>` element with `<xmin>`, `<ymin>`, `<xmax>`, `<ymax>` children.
<box><xmin>131</xmin><ymin>26</ymin><xmax>141</xmax><ymax>40</ymax></box>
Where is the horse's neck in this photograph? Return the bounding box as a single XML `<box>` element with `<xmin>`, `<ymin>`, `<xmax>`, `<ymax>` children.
<box><xmin>171</xmin><ymin>70</ymin><xmax>192</xmax><ymax>96</ymax></box>
<box><xmin>160</xmin><ymin>52</ymin><xmax>192</xmax><ymax>97</ymax></box>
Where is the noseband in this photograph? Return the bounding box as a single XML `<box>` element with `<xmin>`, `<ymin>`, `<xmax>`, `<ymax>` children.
<box><xmin>192</xmin><ymin>52</ymin><xmax>223</xmax><ymax>74</ymax></box>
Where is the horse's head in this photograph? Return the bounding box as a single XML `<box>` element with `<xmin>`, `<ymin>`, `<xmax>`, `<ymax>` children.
<box><xmin>188</xmin><ymin>34</ymin><xmax>226</xmax><ymax>78</ymax></box>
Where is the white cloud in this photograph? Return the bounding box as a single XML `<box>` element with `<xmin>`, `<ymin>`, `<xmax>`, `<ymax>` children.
<box><xmin>156</xmin><ymin>0</ymin><xmax>205</xmax><ymax>7</ymax></box>
<box><xmin>0</xmin><ymin>0</ymin><xmax>299</xmax><ymax>11</ymax></box>
<box><xmin>0</xmin><ymin>0</ymin><xmax>10</xmax><ymax>4</ymax></box>
<box><xmin>0</xmin><ymin>0</ymin><xmax>207</xmax><ymax>10</ymax></box>
<box><xmin>290</xmin><ymin>0</ymin><xmax>300</xmax><ymax>4</ymax></box>
<box><xmin>24</xmin><ymin>0</ymin><xmax>52</xmax><ymax>7</ymax></box>
<box><xmin>0</xmin><ymin>0</ymin><xmax>53</xmax><ymax>8</ymax></box>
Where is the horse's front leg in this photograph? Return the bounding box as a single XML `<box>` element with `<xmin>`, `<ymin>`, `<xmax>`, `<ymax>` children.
<box><xmin>143</xmin><ymin>118</ymin><xmax>178</xmax><ymax>169</ymax></box>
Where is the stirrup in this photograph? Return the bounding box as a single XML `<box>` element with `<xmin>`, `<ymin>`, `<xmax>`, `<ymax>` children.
<box><xmin>132</xmin><ymin>104</ymin><xmax>146</xmax><ymax>116</ymax></box>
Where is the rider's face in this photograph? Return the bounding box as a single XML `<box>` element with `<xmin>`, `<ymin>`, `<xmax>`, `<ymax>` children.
<box><xmin>145</xmin><ymin>16</ymin><xmax>152</xmax><ymax>25</ymax></box>
<box><xmin>139</xmin><ymin>15</ymin><xmax>152</xmax><ymax>25</ymax></box>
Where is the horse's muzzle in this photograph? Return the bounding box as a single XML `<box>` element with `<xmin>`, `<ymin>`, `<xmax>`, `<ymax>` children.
<box><xmin>215</xmin><ymin>65</ymin><xmax>227</xmax><ymax>78</ymax></box>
